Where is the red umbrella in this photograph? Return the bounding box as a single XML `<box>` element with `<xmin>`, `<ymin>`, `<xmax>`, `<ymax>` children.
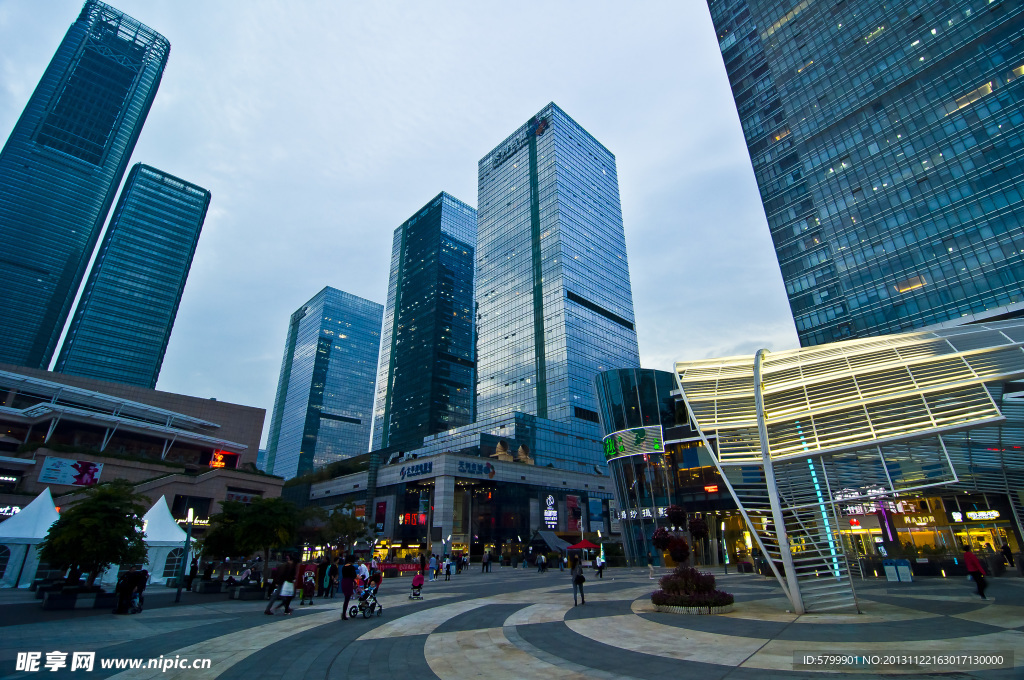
<box><xmin>568</xmin><ymin>540</ymin><xmax>599</xmax><ymax>550</ymax></box>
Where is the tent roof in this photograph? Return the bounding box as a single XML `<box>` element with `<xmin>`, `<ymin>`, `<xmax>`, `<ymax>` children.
<box><xmin>568</xmin><ymin>539</ymin><xmax>599</xmax><ymax>549</ymax></box>
<box><xmin>534</xmin><ymin>531</ymin><xmax>572</xmax><ymax>553</ymax></box>
<box><xmin>143</xmin><ymin>496</ymin><xmax>187</xmax><ymax>546</ymax></box>
<box><xmin>0</xmin><ymin>488</ymin><xmax>59</xmax><ymax>543</ymax></box>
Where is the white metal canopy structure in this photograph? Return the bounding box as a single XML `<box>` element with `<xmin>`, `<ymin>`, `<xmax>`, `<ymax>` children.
<box><xmin>675</xmin><ymin>321</ymin><xmax>1024</xmax><ymax>613</ymax></box>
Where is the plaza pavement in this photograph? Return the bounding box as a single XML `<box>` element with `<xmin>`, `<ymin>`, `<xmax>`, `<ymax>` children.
<box><xmin>0</xmin><ymin>564</ymin><xmax>1022</xmax><ymax>679</ymax></box>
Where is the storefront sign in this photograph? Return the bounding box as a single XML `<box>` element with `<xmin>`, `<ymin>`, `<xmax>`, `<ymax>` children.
<box><xmin>201</xmin><ymin>450</ymin><xmax>239</xmax><ymax>469</ymax></box>
<box><xmin>543</xmin><ymin>495</ymin><xmax>558</xmax><ymax>529</ymax></box>
<box><xmin>400</xmin><ymin>461</ymin><xmax>433</xmax><ymax>480</ymax></box>
<box><xmin>894</xmin><ymin>513</ymin><xmax>937</xmax><ymax>527</ymax></box>
<box><xmin>603</xmin><ymin>426</ymin><xmax>664</xmax><ymax>461</ymax></box>
<box><xmin>966</xmin><ymin>510</ymin><xmax>1000</xmax><ymax>520</ymax></box>
<box><xmin>457</xmin><ymin>460</ymin><xmax>495</xmax><ymax>478</ymax></box>
<box><xmin>175</xmin><ymin>517</ymin><xmax>210</xmax><ymax>526</ymax></box>
<box><xmin>0</xmin><ymin>475</ymin><xmax>18</xmax><ymax>484</ymax></box>
<box><xmin>704</xmin><ymin>484</ymin><xmax>719</xmax><ymax>493</ymax></box>
<box><xmin>37</xmin><ymin>457</ymin><xmax>103</xmax><ymax>486</ymax></box>
<box><xmin>380</xmin><ymin>563</ymin><xmax>421</xmax><ymax>573</ymax></box>
<box><xmin>398</xmin><ymin>513</ymin><xmax>427</xmax><ymax>526</ymax></box>
<box><xmin>0</xmin><ymin>505</ymin><xmax>21</xmax><ymax>517</ymax></box>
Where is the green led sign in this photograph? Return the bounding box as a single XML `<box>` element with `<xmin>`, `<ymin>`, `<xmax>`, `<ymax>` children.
<box><xmin>603</xmin><ymin>426</ymin><xmax>664</xmax><ymax>461</ymax></box>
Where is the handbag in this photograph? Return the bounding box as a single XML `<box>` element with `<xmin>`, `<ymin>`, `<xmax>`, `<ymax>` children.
<box><xmin>574</xmin><ymin>574</ymin><xmax>586</xmax><ymax>585</ymax></box>
<box><xmin>280</xmin><ymin>581</ymin><xmax>295</xmax><ymax>597</ymax></box>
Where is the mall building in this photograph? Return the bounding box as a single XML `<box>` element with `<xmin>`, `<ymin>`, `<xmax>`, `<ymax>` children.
<box><xmin>297</xmin><ymin>413</ymin><xmax>617</xmax><ymax>561</ymax></box>
<box><xmin>597</xmin><ymin>321</ymin><xmax>1024</xmax><ymax>613</ymax></box>
<box><xmin>0</xmin><ymin>364</ymin><xmax>282</xmax><ymax>533</ymax></box>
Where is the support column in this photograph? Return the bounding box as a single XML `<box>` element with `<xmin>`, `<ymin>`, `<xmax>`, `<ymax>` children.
<box><xmin>433</xmin><ymin>475</ymin><xmax>456</xmax><ymax>555</ymax></box>
<box><xmin>754</xmin><ymin>349</ymin><xmax>805</xmax><ymax>614</ymax></box>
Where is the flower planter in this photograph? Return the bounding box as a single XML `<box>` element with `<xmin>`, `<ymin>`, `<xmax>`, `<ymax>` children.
<box><xmin>654</xmin><ymin>603</ymin><xmax>734</xmax><ymax>615</ymax></box>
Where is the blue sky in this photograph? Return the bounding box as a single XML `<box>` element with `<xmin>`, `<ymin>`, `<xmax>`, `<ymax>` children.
<box><xmin>0</xmin><ymin>1</ymin><xmax>798</xmax><ymax>445</ymax></box>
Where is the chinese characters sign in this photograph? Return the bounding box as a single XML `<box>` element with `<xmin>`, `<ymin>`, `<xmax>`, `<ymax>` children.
<box><xmin>602</xmin><ymin>426</ymin><xmax>664</xmax><ymax>461</ymax></box>
<box><xmin>543</xmin><ymin>494</ymin><xmax>558</xmax><ymax>529</ymax></box>
<box><xmin>457</xmin><ymin>460</ymin><xmax>495</xmax><ymax>478</ymax></box>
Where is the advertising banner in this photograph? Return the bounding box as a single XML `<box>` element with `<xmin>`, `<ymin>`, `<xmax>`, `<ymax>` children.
<box><xmin>608</xmin><ymin>499</ymin><xmax>621</xmax><ymax>534</ymax></box>
<box><xmin>37</xmin><ymin>457</ymin><xmax>103</xmax><ymax>486</ymax></box>
<box><xmin>588</xmin><ymin>498</ymin><xmax>605</xmax><ymax>533</ymax></box>
<box><xmin>567</xmin><ymin>495</ymin><xmax>582</xmax><ymax>532</ymax></box>
<box><xmin>603</xmin><ymin>425</ymin><xmax>664</xmax><ymax>461</ymax></box>
<box><xmin>543</xmin><ymin>494</ymin><xmax>558</xmax><ymax>529</ymax></box>
<box><xmin>374</xmin><ymin>501</ymin><xmax>387</xmax><ymax>533</ymax></box>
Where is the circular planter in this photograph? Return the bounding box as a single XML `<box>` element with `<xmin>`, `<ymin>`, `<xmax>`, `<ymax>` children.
<box><xmin>653</xmin><ymin>603</ymin><xmax>734</xmax><ymax>615</ymax></box>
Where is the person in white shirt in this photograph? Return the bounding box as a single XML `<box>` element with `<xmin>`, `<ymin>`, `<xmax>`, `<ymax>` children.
<box><xmin>357</xmin><ymin>560</ymin><xmax>370</xmax><ymax>581</ymax></box>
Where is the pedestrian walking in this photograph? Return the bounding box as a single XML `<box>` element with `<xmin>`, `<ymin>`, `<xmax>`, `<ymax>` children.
<box><xmin>595</xmin><ymin>554</ymin><xmax>604</xmax><ymax>579</ymax></box>
<box><xmin>1001</xmin><ymin>542</ymin><xmax>1015</xmax><ymax>567</ymax></box>
<box><xmin>481</xmin><ymin>551</ymin><xmax>489</xmax><ymax>573</ymax></box>
<box><xmin>428</xmin><ymin>554</ymin><xmax>437</xmax><ymax>581</ymax></box>
<box><xmin>317</xmin><ymin>558</ymin><xmax>329</xmax><ymax>598</ymax></box>
<box><xmin>340</xmin><ymin>556</ymin><xmax>357</xmax><ymax>619</ymax></box>
<box><xmin>264</xmin><ymin>555</ymin><xmax>297</xmax><ymax>615</ymax></box>
<box><xmin>444</xmin><ymin>555</ymin><xmax>452</xmax><ymax>581</ymax></box>
<box><xmin>326</xmin><ymin>558</ymin><xmax>339</xmax><ymax>598</ymax></box>
<box><xmin>648</xmin><ymin>552</ymin><xmax>656</xmax><ymax>579</ymax></box>
<box><xmin>571</xmin><ymin>556</ymin><xmax>586</xmax><ymax>606</ymax></box>
<box><xmin>559</xmin><ymin>554</ymin><xmax>565</xmax><ymax>572</ymax></box>
<box><xmin>186</xmin><ymin>557</ymin><xmax>199</xmax><ymax>590</ymax></box>
<box><xmin>963</xmin><ymin>545</ymin><xmax>989</xmax><ymax>599</ymax></box>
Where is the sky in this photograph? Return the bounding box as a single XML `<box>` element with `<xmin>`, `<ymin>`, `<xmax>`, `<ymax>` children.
<box><xmin>0</xmin><ymin>1</ymin><xmax>799</xmax><ymax>447</ymax></box>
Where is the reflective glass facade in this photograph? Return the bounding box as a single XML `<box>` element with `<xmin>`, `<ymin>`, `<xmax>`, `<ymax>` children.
<box><xmin>0</xmin><ymin>1</ymin><xmax>168</xmax><ymax>368</ymax></box>
<box><xmin>55</xmin><ymin>164</ymin><xmax>210</xmax><ymax>388</ymax></box>
<box><xmin>265</xmin><ymin>287</ymin><xmax>383</xmax><ymax>479</ymax></box>
<box><xmin>709</xmin><ymin>0</ymin><xmax>1024</xmax><ymax>346</ymax></box>
<box><xmin>371</xmin><ymin>192</ymin><xmax>477</xmax><ymax>452</ymax></box>
<box><xmin>596</xmin><ymin>368</ymin><xmax>739</xmax><ymax>566</ymax></box>
<box><xmin>476</xmin><ymin>103</ymin><xmax>641</xmax><ymax>468</ymax></box>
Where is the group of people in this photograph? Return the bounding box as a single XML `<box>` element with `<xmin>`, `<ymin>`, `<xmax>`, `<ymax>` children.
<box><xmin>263</xmin><ymin>554</ymin><xmax>379</xmax><ymax>620</ymax></box>
<box><xmin>423</xmin><ymin>553</ymin><xmax>466</xmax><ymax>581</ymax></box>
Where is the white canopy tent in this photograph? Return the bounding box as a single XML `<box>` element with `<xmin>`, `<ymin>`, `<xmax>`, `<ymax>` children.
<box><xmin>0</xmin><ymin>488</ymin><xmax>60</xmax><ymax>588</ymax></box>
<box><xmin>142</xmin><ymin>496</ymin><xmax>189</xmax><ymax>585</ymax></box>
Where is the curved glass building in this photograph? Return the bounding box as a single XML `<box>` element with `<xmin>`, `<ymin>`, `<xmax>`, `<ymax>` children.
<box><xmin>595</xmin><ymin>368</ymin><xmax>744</xmax><ymax>568</ymax></box>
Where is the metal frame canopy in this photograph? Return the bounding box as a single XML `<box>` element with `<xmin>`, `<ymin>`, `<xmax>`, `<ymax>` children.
<box><xmin>674</xmin><ymin>320</ymin><xmax>1024</xmax><ymax>614</ymax></box>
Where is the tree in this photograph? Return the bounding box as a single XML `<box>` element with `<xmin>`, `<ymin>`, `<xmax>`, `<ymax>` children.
<box><xmin>321</xmin><ymin>503</ymin><xmax>370</xmax><ymax>557</ymax></box>
<box><xmin>198</xmin><ymin>500</ymin><xmax>248</xmax><ymax>561</ymax></box>
<box><xmin>651</xmin><ymin>527</ymin><xmax>672</xmax><ymax>552</ymax></box>
<box><xmin>38</xmin><ymin>480</ymin><xmax>149</xmax><ymax>587</ymax></box>
<box><xmin>235</xmin><ymin>497</ymin><xmax>300</xmax><ymax>566</ymax></box>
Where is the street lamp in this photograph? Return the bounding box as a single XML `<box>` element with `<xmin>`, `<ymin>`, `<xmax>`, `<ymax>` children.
<box><xmin>174</xmin><ymin>508</ymin><xmax>194</xmax><ymax>603</ymax></box>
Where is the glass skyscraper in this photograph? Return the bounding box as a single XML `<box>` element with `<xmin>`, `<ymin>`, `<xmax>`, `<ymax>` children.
<box><xmin>265</xmin><ymin>287</ymin><xmax>383</xmax><ymax>479</ymax></box>
<box><xmin>708</xmin><ymin>0</ymin><xmax>1024</xmax><ymax>345</ymax></box>
<box><xmin>371</xmin><ymin>192</ymin><xmax>477</xmax><ymax>452</ymax></box>
<box><xmin>0</xmin><ymin>1</ymin><xmax>169</xmax><ymax>368</ymax></box>
<box><xmin>54</xmin><ymin>164</ymin><xmax>211</xmax><ymax>388</ymax></box>
<box><xmin>476</xmin><ymin>103</ymin><xmax>641</xmax><ymax>466</ymax></box>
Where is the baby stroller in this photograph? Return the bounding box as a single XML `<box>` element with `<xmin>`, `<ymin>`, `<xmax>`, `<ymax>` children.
<box><xmin>409</xmin><ymin>573</ymin><xmax>424</xmax><ymax>600</ymax></box>
<box><xmin>349</xmin><ymin>583</ymin><xmax>383</xmax><ymax>618</ymax></box>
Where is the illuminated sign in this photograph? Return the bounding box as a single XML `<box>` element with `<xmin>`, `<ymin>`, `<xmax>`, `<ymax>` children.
<box><xmin>200</xmin><ymin>450</ymin><xmax>239</xmax><ymax>469</ymax></box>
<box><xmin>543</xmin><ymin>495</ymin><xmax>558</xmax><ymax>529</ymax></box>
<box><xmin>400</xmin><ymin>461</ymin><xmax>433</xmax><ymax>479</ymax></box>
<box><xmin>0</xmin><ymin>475</ymin><xmax>18</xmax><ymax>484</ymax></box>
<box><xmin>0</xmin><ymin>505</ymin><xmax>21</xmax><ymax>517</ymax></box>
<box><xmin>966</xmin><ymin>510</ymin><xmax>1000</xmax><ymax>520</ymax></box>
<box><xmin>951</xmin><ymin>511</ymin><xmax>963</xmax><ymax>522</ymax></box>
<box><xmin>457</xmin><ymin>460</ymin><xmax>495</xmax><ymax>478</ymax></box>
<box><xmin>398</xmin><ymin>513</ymin><xmax>427</xmax><ymax>526</ymax></box>
<box><xmin>603</xmin><ymin>426</ymin><xmax>664</xmax><ymax>461</ymax></box>
<box><xmin>894</xmin><ymin>514</ymin><xmax>936</xmax><ymax>527</ymax></box>
<box><xmin>704</xmin><ymin>485</ymin><xmax>719</xmax><ymax>493</ymax></box>
<box><xmin>849</xmin><ymin>518</ymin><xmax>860</xmax><ymax>527</ymax></box>
<box><xmin>175</xmin><ymin>517</ymin><xmax>210</xmax><ymax>526</ymax></box>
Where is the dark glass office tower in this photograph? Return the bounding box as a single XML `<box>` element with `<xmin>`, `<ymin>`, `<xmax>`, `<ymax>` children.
<box><xmin>0</xmin><ymin>1</ymin><xmax>169</xmax><ymax>368</ymax></box>
<box><xmin>265</xmin><ymin>287</ymin><xmax>383</xmax><ymax>480</ymax></box>
<box><xmin>476</xmin><ymin>103</ymin><xmax>641</xmax><ymax>467</ymax></box>
<box><xmin>371</xmin><ymin>192</ymin><xmax>477</xmax><ymax>452</ymax></box>
<box><xmin>54</xmin><ymin>164</ymin><xmax>211</xmax><ymax>388</ymax></box>
<box><xmin>708</xmin><ymin>0</ymin><xmax>1024</xmax><ymax>345</ymax></box>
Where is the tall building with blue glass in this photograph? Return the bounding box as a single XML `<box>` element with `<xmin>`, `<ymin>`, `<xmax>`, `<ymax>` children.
<box><xmin>708</xmin><ymin>0</ymin><xmax>1024</xmax><ymax>346</ymax></box>
<box><xmin>265</xmin><ymin>287</ymin><xmax>383</xmax><ymax>480</ymax></box>
<box><xmin>371</xmin><ymin>192</ymin><xmax>477</xmax><ymax>453</ymax></box>
<box><xmin>54</xmin><ymin>164</ymin><xmax>210</xmax><ymax>388</ymax></box>
<box><xmin>0</xmin><ymin>1</ymin><xmax>169</xmax><ymax>368</ymax></box>
<box><xmin>476</xmin><ymin>103</ymin><xmax>641</xmax><ymax>467</ymax></box>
